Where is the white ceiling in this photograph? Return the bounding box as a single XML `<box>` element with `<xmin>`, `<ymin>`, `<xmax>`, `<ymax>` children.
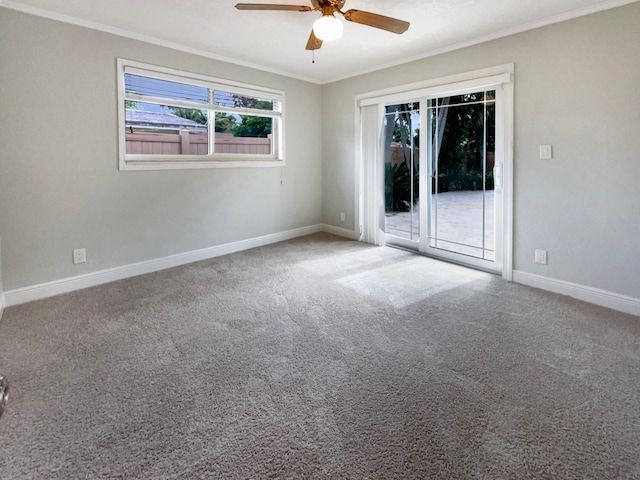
<box><xmin>2</xmin><ymin>0</ymin><xmax>637</xmax><ymax>83</ymax></box>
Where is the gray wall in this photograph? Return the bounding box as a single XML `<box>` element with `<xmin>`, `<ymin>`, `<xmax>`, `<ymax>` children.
<box><xmin>0</xmin><ymin>9</ymin><xmax>322</xmax><ymax>290</ymax></box>
<box><xmin>321</xmin><ymin>3</ymin><xmax>640</xmax><ymax>299</ymax></box>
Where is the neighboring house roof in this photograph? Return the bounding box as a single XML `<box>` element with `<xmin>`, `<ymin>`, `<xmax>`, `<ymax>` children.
<box><xmin>125</xmin><ymin>109</ymin><xmax>205</xmax><ymax>131</ymax></box>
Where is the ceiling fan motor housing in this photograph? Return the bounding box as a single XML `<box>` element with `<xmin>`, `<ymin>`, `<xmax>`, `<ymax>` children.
<box><xmin>312</xmin><ymin>0</ymin><xmax>346</xmax><ymax>10</ymax></box>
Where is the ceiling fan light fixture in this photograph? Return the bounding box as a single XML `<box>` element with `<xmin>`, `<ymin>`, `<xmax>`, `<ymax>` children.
<box><xmin>312</xmin><ymin>14</ymin><xmax>343</xmax><ymax>41</ymax></box>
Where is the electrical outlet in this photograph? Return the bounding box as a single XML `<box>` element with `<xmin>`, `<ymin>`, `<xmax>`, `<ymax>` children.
<box><xmin>73</xmin><ymin>248</ymin><xmax>86</xmax><ymax>264</ymax></box>
<box><xmin>340</xmin><ymin>212</ymin><xmax>346</xmax><ymax>222</ymax></box>
<box><xmin>535</xmin><ymin>249</ymin><xmax>547</xmax><ymax>265</ymax></box>
<box><xmin>539</xmin><ymin>144</ymin><xmax>553</xmax><ymax>160</ymax></box>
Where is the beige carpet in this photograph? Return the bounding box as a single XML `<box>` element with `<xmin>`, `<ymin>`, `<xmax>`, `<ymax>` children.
<box><xmin>0</xmin><ymin>233</ymin><xmax>638</xmax><ymax>479</ymax></box>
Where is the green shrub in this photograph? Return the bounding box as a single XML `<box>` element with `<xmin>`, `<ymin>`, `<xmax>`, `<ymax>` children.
<box><xmin>385</xmin><ymin>163</ymin><xmax>412</xmax><ymax>212</ymax></box>
<box><xmin>435</xmin><ymin>168</ymin><xmax>494</xmax><ymax>193</ymax></box>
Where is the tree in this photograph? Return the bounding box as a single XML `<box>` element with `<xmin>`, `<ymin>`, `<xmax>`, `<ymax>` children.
<box><xmin>384</xmin><ymin>104</ymin><xmax>420</xmax><ymax>212</ymax></box>
<box><xmin>234</xmin><ymin>115</ymin><xmax>271</xmax><ymax>138</ymax></box>
<box><xmin>214</xmin><ymin>113</ymin><xmax>238</xmax><ymax>133</ymax></box>
<box><xmin>233</xmin><ymin>96</ymin><xmax>273</xmax><ymax>110</ymax></box>
<box><xmin>168</xmin><ymin>107</ymin><xmax>207</xmax><ymax>125</ymax></box>
<box><xmin>436</xmin><ymin>92</ymin><xmax>495</xmax><ymax>192</ymax></box>
<box><xmin>168</xmin><ymin>95</ymin><xmax>274</xmax><ymax>138</ymax></box>
<box><xmin>385</xmin><ymin>103</ymin><xmax>419</xmax><ymax>172</ymax></box>
<box><xmin>168</xmin><ymin>107</ymin><xmax>239</xmax><ymax>134</ymax></box>
<box><xmin>232</xmin><ymin>96</ymin><xmax>273</xmax><ymax>138</ymax></box>
<box><xmin>125</xmin><ymin>100</ymin><xmax>139</xmax><ymax>109</ymax></box>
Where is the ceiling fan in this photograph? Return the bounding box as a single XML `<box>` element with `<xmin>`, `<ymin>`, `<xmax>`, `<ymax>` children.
<box><xmin>235</xmin><ymin>1</ymin><xmax>410</xmax><ymax>50</ymax></box>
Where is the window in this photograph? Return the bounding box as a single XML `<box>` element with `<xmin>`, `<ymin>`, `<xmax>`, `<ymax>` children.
<box><xmin>117</xmin><ymin>59</ymin><xmax>284</xmax><ymax>170</ymax></box>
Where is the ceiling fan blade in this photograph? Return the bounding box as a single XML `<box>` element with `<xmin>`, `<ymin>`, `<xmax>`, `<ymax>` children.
<box><xmin>343</xmin><ymin>9</ymin><xmax>410</xmax><ymax>34</ymax></box>
<box><xmin>235</xmin><ymin>3</ymin><xmax>312</xmax><ymax>11</ymax></box>
<box><xmin>305</xmin><ymin>29</ymin><xmax>323</xmax><ymax>50</ymax></box>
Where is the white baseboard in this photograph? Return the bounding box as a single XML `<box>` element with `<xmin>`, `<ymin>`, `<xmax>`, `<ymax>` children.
<box><xmin>321</xmin><ymin>224</ymin><xmax>359</xmax><ymax>240</ymax></box>
<box><xmin>513</xmin><ymin>270</ymin><xmax>640</xmax><ymax>317</ymax></box>
<box><xmin>4</xmin><ymin>230</ymin><xmax>637</xmax><ymax>317</ymax></box>
<box><xmin>4</xmin><ymin>224</ymin><xmax>324</xmax><ymax>307</ymax></box>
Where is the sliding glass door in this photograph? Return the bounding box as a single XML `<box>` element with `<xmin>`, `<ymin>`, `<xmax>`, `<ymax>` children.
<box><xmin>383</xmin><ymin>88</ymin><xmax>503</xmax><ymax>273</ymax></box>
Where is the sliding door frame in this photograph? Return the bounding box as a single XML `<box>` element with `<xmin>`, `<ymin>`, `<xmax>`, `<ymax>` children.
<box><xmin>355</xmin><ymin>64</ymin><xmax>514</xmax><ymax>280</ymax></box>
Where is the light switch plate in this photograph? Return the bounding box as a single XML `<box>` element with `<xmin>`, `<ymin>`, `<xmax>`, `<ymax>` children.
<box><xmin>539</xmin><ymin>144</ymin><xmax>553</xmax><ymax>160</ymax></box>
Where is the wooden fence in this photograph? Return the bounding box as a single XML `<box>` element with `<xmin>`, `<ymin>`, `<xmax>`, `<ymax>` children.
<box><xmin>387</xmin><ymin>143</ymin><xmax>495</xmax><ymax>171</ymax></box>
<box><xmin>126</xmin><ymin>131</ymin><xmax>271</xmax><ymax>155</ymax></box>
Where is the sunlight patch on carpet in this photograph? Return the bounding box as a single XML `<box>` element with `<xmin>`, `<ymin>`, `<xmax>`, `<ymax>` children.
<box><xmin>333</xmin><ymin>254</ymin><xmax>491</xmax><ymax>309</ymax></box>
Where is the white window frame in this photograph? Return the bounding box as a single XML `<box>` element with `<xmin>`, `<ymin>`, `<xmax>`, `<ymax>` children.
<box><xmin>117</xmin><ymin>59</ymin><xmax>285</xmax><ymax>170</ymax></box>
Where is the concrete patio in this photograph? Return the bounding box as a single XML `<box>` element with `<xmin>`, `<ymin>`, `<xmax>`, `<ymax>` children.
<box><xmin>385</xmin><ymin>190</ymin><xmax>495</xmax><ymax>260</ymax></box>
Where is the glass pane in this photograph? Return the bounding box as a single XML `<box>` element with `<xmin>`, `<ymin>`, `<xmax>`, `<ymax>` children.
<box><xmin>438</xmin><ymin>91</ymin><xmax>494</xmax><ymax>107</ymax></box>
<box><xmin>384</xmin><ymin>104</ymin><xmax>420</xmax><ymax>241</ymax></box>
<box><xmin>214</xmin><ymin>91</ymin><xmax>278</xmax><ymax>111</ymax></box>
<box><xmin>124</xmin><ymin>74</ymin><xmax>208</xmax><ymax>104</ymax></box>
<box><xmin>125</xmin><ymin>102</ymin><xmax>209</xmax><ymax>155</ymax></box>
<box><xmin>429</xmin><ymin>90</ymin><xmax>495</xmax><ymax>259</ymax></box>
<box><xmin>215</xmin><ymin>115</ymin><xmax>272</xmax><ymax>155</ymax></box>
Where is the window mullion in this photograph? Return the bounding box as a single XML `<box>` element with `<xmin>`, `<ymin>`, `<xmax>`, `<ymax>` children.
<box><xmin>208</xmin><ymin>90</ymin><xmax>215</xmax><ymax>155</ymax></box>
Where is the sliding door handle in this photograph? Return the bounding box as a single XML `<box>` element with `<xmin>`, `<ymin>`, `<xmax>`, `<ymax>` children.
<box><xmin>493</xmin><ymin>165</ymin><xmax>503</xmax><ymax>188</ymax></box>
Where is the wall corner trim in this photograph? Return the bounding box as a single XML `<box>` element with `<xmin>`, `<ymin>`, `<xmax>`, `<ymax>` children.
<box><xmin>513</xmin><ymin>270</ymin><xmax>640</xmax><ymax>317</ymax></box>
<box><xmin>0</xmin><ymin>292</ymin><xmax>5</xmax><ymax>322</ymax></box>
<box><xmin>4</xmin><ymin>225</ymin><xmax>334</xmax><ymax>307</ymax></box>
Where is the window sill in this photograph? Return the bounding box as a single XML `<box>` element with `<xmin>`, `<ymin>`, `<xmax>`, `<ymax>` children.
<box><xmin>120</xmin><ymin>156</ymin><xmax>285</xmax><ymax>171</ymax></box>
